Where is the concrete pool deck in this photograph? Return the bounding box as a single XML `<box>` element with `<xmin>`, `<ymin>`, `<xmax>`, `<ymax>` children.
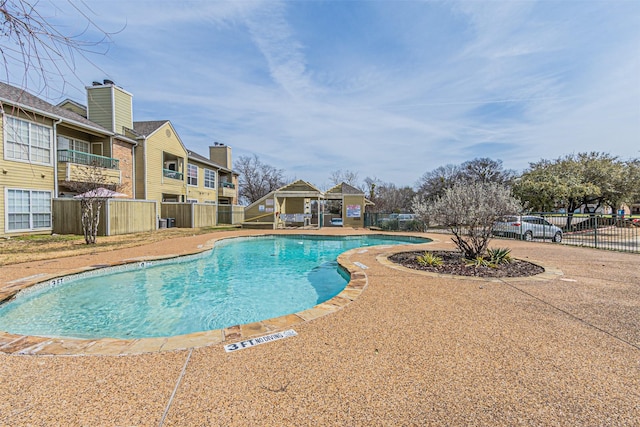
<box><xmin>0</xmin><ymin>228</ymin><xmax>638</xmax><ymax>425</ymax></box>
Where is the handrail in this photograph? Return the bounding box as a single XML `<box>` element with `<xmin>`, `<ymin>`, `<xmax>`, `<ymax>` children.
<box><xmin>57</xmin><ymin>149</ymin><xmax>119</xmax><ymax>170</ymax></box>
<box><xmin>246</xmin><ymin>211</ymin><xmax>276</xmax><ymax>222</ymax></box>
<box><xmin>163</xmin><ymin>168</ymin><xmax>183</xmax><ymax>180</ymax></box>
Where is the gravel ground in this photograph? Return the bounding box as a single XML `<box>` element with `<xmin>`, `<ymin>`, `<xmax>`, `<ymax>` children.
<box><xmin>0</xmin><ymin>229</ymin><xmax>638</xmax><ymax>426</ymax></box>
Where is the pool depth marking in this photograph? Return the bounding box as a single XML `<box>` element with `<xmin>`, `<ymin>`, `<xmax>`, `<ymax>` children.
<box><xmin>224</xmin><ymin>329</ymin><xmax>297</xmax><ymax>352</ymax></box>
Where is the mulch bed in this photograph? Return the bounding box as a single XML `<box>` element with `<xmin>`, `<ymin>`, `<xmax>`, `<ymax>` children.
<box><xmin>389</xmin><ymin>250</ymin><xmax>545</xmax><ymax>278</ymax></box>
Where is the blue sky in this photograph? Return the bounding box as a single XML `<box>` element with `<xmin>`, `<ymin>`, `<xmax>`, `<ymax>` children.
<box><xmin>6</xmin><ymin>0</ymin><xmax>640</xmax><ymax>188</ymax></box>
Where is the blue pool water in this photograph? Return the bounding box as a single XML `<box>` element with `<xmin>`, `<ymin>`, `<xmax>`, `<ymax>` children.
<box><xmin>0</xmin><ymin>234</ymin><xmax>428</xmax><ymax>339</ymax></box>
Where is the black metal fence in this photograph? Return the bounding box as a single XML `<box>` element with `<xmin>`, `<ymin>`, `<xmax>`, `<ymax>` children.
<box><xmin>365</xmin><ymin>212</ymin><xmax>640</xmax><ymax>253</ymax></box>
<box><xmin>364</xmin><ymin>212</ymin><xmax>426</xmax><ymax>232</ymax></box>
<box><xmin>526</xmin><ymin>213</ymin><xmax>639</xmax><ymax>253</ymax></box>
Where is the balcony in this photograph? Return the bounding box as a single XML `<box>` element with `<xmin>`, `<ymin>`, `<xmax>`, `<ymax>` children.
<box><xmin>57</xmin><ymin>149</ymin><xmax>119</xmax><ymax>169</ymax></box>
<box><xmin>57</xmin><ymin>149</ymin><xmax>121</xmax><ymax>185</ymax></box>
<box><xmin>163</xmin><ymin>168</ymin><xmax>184</xmax><ymax>180</ymax></box>
<box><xmin>219</xmin><ymin>181</ymin><xmax>236</xmax><ymax>198</ymax></box>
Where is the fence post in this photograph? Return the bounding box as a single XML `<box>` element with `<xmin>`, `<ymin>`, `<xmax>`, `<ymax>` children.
<box><xmin>594</xmin><ymin>215</ymin><xmax>598</xmax><ymax>249</ymax></box>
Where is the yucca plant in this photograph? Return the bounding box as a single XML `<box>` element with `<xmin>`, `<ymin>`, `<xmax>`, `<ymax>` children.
<box><xmin>465</xmin><ymin>256</ymin><xmax>495</xmax><ymax>268</ymax></box>
<box><xmin>487</xmin><ymin>247</ymin><xmax>512</xmax><ymax>265</ymax></box>
<box><xmin>416</xmin><ymin>251</ymin><xmax>443</xmax><ymax>267</ymax></box>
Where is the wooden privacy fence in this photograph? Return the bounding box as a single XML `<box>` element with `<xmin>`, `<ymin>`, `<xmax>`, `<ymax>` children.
<box><xmin>160</xmin><ymin>202</ymin><xmax>218</xmax><ymax>228</ymax></box>
<box><xmin>218</xmin><ymin>205</ymin><xmax>245</xmax><ymax>225</ymax></box>
<box><xmin>53</xmin><ymin>199</ymin><xmax>157</xmax><ymax>236</ymax></box>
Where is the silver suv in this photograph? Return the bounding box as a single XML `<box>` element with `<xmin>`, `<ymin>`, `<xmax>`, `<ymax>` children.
<box><xmin>493</xmin><ymin>215</ymin><xmax>563</xmax><ymax>242</ymax></box>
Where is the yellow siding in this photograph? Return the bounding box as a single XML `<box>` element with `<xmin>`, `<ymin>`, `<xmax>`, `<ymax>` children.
<box><xmin>57</xmin><ymin>100</ymin><xmax>87</xmax><ymax>117</ymax></box>
<box><xmin>0</xmin><ymin>114</ymin><xmax>56</xmax><ymax>236</ymax></box>
<box><xmin>141</xmin><ymin>122</ymin><xmax>187</xmax><ymax>204</ymax></box>
<box><xmin>186</xmin><ymin>161</ymin><xmax>218</xmax><ymax>203</ymax></box>
<box><xmin>87</xmin><ymin>86</ymin><xmax>114</xmax><ymax>131</ymax></box>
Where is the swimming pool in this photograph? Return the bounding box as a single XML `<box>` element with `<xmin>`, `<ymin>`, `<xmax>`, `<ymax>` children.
<box><xmin>0</xmin><ymin>234</ymin><xmax>428</xmax><ymax>340</ymax></box>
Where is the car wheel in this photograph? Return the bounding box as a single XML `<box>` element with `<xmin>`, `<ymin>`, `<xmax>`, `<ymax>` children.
<box><xmin>553</xmin><ymin>232</ymin><xmax>562</xmax><ymax>243</ymax></box>
<box><xmin>522</xmin><ymin>231</ymin><xmax>533</xmax><ymax>241</ymax></box>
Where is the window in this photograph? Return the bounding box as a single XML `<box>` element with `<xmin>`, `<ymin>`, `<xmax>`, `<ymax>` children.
<box><xmin>6</xmin><ymin>189</ymin><xmax>52</xmax><ymax>231</ymax></box>
<box><xmin>4</xmin><ymin>116</ymin><xmax>52</xmax><ymax>165</ymax></box>
<box><xmin>58</xmin><ymin>136</ymin><xmax>90</xmax><ymax>153</ymax></box>
<box><xmin>204</xmin><ymin>169</ymin><xmax>216</xmax><ymax>189</ymax></box>
<box><xmin>187</xmin><ymin>164</ymin><xmax>198</xmax><ymax>186</ymax></box>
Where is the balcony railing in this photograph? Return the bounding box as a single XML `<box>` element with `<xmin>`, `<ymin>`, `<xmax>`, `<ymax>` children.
<box><xmin>163</xmin><ymin>168</ymin><xmax>184</xmax><ymax>180</ymax></box>
<box><xmin>220</xmin><ymin>181</ymin><xmax>235</xmax><ymax>189</ymax></box>
<box><xmin>57</xmin><ymin>149</ymin><xmax>119</xmax><ymax>170</ymax></box>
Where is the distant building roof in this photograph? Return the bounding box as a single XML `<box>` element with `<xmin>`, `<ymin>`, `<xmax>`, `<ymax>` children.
<box><xmin>326</xmin><ymin>182</ymin><xmax>364</xmax><ymax>195</ymax></box>
<box><xmin>187</xmin><ymin>149</ymin><xmax>237</xmax><ymax>174</ymax></box>
<box><xmin>133</xmin><ymin>120</ymin><xmax>170</xmax><ymax>137</ymax></box>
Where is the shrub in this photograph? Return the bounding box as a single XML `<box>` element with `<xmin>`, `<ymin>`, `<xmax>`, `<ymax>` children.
<box><xmin>402</xmin><ymin>219</ymin><xmax>426</xmax><ymax>232</ymax></box>
<box><xmin>380</xmin><ymin>219</ymin><xmax>399</xmax><ymax>231</ymax></box>
<box><xmin>413</xmin><ymin>182</ymin><xmax>521</xmax><ymax>259</ymax></box>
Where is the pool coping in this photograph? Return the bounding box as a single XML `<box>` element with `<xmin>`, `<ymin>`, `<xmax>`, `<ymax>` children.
<box><xmin>0</xmin><ymin>234</ymin><xmax>559</xmax><ymax>356</ymax></box>
<box><xmin>0</xmin><ymin>235</ymin><xmax>374</xmax><ymax>356</ymax></box>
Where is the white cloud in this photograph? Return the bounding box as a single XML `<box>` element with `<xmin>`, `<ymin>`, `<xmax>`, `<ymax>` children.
<box><xmin>10</xmin><ymin>0</ymin><xmax>638</xmax><ymax>187</ymax></box>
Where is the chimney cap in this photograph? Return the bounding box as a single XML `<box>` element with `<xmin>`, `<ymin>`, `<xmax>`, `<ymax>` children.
<box><xmin>92</xmin><ymin>81</ymin><xmax>102</xmax><ymax>86</ymax></box>
<box><xmin>103</xmin><ymin>79</ymin><xmax>115</xmax><ymax>85</ymax></box>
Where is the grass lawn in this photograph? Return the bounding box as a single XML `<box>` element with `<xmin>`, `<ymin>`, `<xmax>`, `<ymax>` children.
<box><xmin>0</xmin><ymin>226</ymin><xmax>239</xmax><ymax>266</ymax></box>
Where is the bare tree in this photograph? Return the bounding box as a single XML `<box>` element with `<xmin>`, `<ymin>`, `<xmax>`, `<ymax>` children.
<box><xmin>329</xmin><ymin>169</ymin><xmax>360</xmax><ymax>187</ymax></box>
<box><xmin>64</xmin><ymin>162</ymin><xmax>123</xmax><ymax>244</ymax></box>
<box><xmin>1</xmin><ymin>0</ymin><xmax>118</xmax><ymax>92</ymax></box>
<box><xmin>416</xmin><ymin>163</ymin><xmax>462</xmax><ymax>201</ymax></box>
<box><xmin>413</xmin><ymin>182</ymin><xmax>521</xmax><ymax>259</ymax></box>
<box><xmin>368</xmin><ymin>181</ymin><xmax>415</xmax><ymax>213</ymax></box>
<box><xmin>416</xmin><ymin>158</ymin><xmax>515</xmax><ymax>202</ymax></box>
<box><xmin>235</xmin><ymin>154</ymin><xmax>286</xmax><ymax>205</ymax></box>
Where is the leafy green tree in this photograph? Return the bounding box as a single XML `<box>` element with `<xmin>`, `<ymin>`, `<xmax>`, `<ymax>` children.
<box><xmin>513</xmin><ymin>153</ymin><xmax>640</xmax><ymax>222</ymax></box>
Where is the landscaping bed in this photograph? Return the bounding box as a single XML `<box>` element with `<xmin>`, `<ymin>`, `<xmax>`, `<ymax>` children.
<box><xmin>389</xmin><ymin>250</ymin><xmax>545</xmax><ymax>278</ymax></box>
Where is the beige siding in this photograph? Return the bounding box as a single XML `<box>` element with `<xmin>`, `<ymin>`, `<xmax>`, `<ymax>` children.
<box><xmin>57</xmin><ymin>163</ymin><xmax>121</xmax><ymax>186</ymax></box>
<box><xmin>343</xmin><ymin>195</ymin><xmax>365</xmax><ymax>228</ymax></box>
<box><xmin>87</xmin><ymin>86</ymin><xmax>114</xmax><ymax>131</ymax></box>
<box><xmin>244</xmin><ymin>196</ymin><xmax>277</xmax><ymax>223</ymax></box>
<box><xmin>113</xmin><ymin>87</ymin><xmax>133</xmax><ymax>134</ymax></box>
